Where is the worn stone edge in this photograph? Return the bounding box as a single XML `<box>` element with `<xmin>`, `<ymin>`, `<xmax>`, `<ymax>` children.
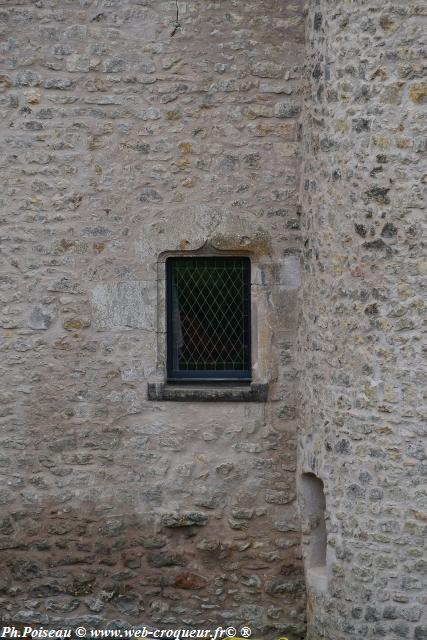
<box><xmin>147</xmin><ymin>382</ymin><xmax>269</xmax><ymax>402</ymax></box>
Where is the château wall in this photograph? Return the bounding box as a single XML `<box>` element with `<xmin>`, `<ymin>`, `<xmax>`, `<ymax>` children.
<box><xmin>298</xmin><ymin>1</ymin><xmax>427</xmax><ymax>639</ymax></box>
<box><xmin>0</xmin><ymin>0</ymin><xmax>306</xmax><ymax>635</ymax></box>
<box><xmin>1</xmin><ymin>0</ymin><xmax>426</xmax><ymax>637</ymax></box>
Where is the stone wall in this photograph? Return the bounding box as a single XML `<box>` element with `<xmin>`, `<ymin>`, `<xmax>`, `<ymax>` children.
<box><xmin>298</xmin><ymin>1</ymin><xmax>427</xmax><ymax>639</ymax></box>
<box><xmin>0</xmin><ymin>0</ymin><xmax>305</xmax><ymax>635</ymax></box>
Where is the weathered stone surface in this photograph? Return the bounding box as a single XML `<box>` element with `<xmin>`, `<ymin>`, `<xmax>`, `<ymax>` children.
<box><xmin>13</xmin><ymin>611</ymin><xmax>49</xmax><ymax>624</ymax></box>
<box><xmin>15</xmin><ymin>70</ymin><xmax>41</xmax><ymax>87</ymax></box>
<box><xmin>147</xmin><ymin>383</ymin><xmax>268</xmax><ymax>402</ymax></box>
<box><xmin>173</xmin><ymin>571</ymin><xmax>208</xmax><ymax>590</ymax></box>
<box><xmin>91</xmin><ymin>282</ymin><xmax>156</xmax><ymax>330</ymax></box>
<box><xmin>46</xmin><ymin>598</ymin><xmax>80</xmax><ymax>613</ymax></box>
<box><xmin>28</xmin><ymin>306</ymin><xmax>55</xmax><ymax>330</ymax></box>
<box><xmin>265</xmin><ymin>489</ymin><xmax>295</xmax><ymax>505</ymax></box>
<box><xmin>160</xmin><ymin>512</ymin><xmax>208</xmax><ymax>528</ymax></box>
<box><xmin>274</xmin><ymin>102</ymin><xmax>302</xmax><ymax>119</ymax></box>
<box><xmin>299</xmin><ymin>2</ymin><xmax>427</xmax><ymax>639</ymax></box>
<box><xmin>66</xmin><ymin>54</ymin><xmax>90</xmax><ymax>73</ymax></box>
<box><xmin>149</xmin><ymin>552</ymin><xmax>187</xmax><ymax>568</ymax></box>
<box><xmin>252</xmin><ymin>61</ymin><xmax>284</xmax><ymax>79</ymax></box>
<box><xmin>0</xmin><ymin>517</ymin><xmax>14</xmax><ymax>535</ymax></box>
<box><xmin>12</xmin><ymin>559</ymin><xmax>42</xmax><ymax>581</ymax></box>
<box><xmin>3</xmin><ymin>0</ymin><xmax>423</xmax><ymax>637</ymax></box>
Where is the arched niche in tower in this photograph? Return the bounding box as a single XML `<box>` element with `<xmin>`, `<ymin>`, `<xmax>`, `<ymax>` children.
<box><xmin>301</xmin><ymin>472</ymin><xmax>328</xmax><ymax>591</ymax></box>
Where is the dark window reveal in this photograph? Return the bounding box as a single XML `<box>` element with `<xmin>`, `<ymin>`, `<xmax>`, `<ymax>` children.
<box><xmin>166</xmin><ymin>257</ymin><xmax>251</xmax><ymax>381</ymax></box>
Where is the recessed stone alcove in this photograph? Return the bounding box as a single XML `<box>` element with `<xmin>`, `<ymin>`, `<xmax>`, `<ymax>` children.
<box><xmin>300</xmin><ymin>473</ymin><xmax>328</xmax><ymax>593</ymax></box>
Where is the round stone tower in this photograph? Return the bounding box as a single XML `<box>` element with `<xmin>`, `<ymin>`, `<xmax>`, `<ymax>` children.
<box><xmin>298</xmin><ymin>1</ymin><xmax>426</xmax><ymax>639</ymax></box>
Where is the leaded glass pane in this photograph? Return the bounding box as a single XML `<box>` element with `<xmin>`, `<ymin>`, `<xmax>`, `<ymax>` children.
<box><xmin>167</xmin><ymin>257</ymin><xmax>251</xmax><ymax>379</ymax></box>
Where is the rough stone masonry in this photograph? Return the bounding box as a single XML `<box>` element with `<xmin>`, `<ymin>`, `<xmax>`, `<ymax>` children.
<box><xmin>299</xmin><ymin>1</ymin><xmax>426</xmax><ymax>639</ymax></box>
<box><xmin>0</xmin><ymin>0</ymin><xmax>305</xmax><ymax>636</ymax></box>
<box><xmin>0</xmin><ymin>0</ymin><xmax>425</xmax><ymax>639</ymax></box>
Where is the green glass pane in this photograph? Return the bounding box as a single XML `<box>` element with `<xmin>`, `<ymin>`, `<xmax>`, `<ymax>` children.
<box><xmin>169</xmin><ymin>257</ymin><xmax>250</xmax><ymax>373</ymax></box>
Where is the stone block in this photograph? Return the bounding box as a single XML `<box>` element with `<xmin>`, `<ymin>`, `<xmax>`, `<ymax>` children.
<box><xmin>90</xmin><ymin>282</ymin><xmax>156</xmax><ymax>330</ymax></box>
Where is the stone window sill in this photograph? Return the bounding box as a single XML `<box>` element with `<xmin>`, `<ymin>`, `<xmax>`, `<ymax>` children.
<box><xmin>147</xmin><ymin>382</ymin><xmax>268</xmax><ymax>402</ymax></box>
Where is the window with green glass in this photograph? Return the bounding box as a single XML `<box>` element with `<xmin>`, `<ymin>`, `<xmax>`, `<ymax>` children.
<box><xmin>166</xmin><ymin>256</ymin><xmax>251</xmax><ymax>381</ymax></box>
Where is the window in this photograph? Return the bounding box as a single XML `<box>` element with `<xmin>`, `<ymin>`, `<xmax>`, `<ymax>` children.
<box><xmin>166</xmin><ymin>256</ymin><xmax>251</xmax><ymax>381</ymax></box>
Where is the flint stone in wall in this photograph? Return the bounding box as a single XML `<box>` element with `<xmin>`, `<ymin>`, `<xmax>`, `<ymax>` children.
<box><xmin>259</xmin><ymin>82</ymin><xmax>294</xmax><ymax>94</ymax></box>
<box><xmin>15</xmin><ymin>70</ymin><xmax>42</xmax><ymax>87</ymax></box>
<box><xmin>63</xmin><ymin>616</ymin><xmax>103</xmax><ymax>629</ymax></box>
<box><xmin>66</xmin><ymin>54</ymin><xmax>90</xmax><ymax>72</ymax></box>
<box><xmin>90</xmin><ymin>282</ymin><xmax>156</xmax><ymax>330</ymax></box>
<box><xmin>12</xmin><ymin>559</ymin><xmax>42</xmax><ymax>580</ymax></box>
<box><xmin>115</xmin><ymin>597</ymin><xmax>140</xmax><ymax>615</ymax></box>
<box><xmin>149</xmin><ymin>552</ymin><xmax>187</xmax><ymax>567</ymax></box>
<box><xmin>265</xmin><ymin>579</ymin><xmax>304</xmax><ymax>596</ymax></box>
<box><xmin>252</xmin><ymin>61</ymin><xmax>284</xmax><ymax>78</ymax></box>
<box><xmin>0</xmin><ymin>517</ymin><xmax>13</xmax><ymax>535</ymax></box>
<box><xmin>29</xmin><ymin>306</ymin><xmax>55</xmax><ymax>330</ymax></box>
<box><xmin>48</xmin><ymin>277</ymin><xmax>83</xmax><ymax>295</ymax></box>
<box><xmin>194</xmin><ymin>491</ymin><xmax>227</xmax><ymax>509</ymax></box>
<box><xmin>139</xmin><ymin>108</ymin><xmax>161</xmax><ymax>121</ymax></box>
<box><xmin>141</xmin><ymin>536</ymin><xmax>167</xmax><ymax>549</ymax></box>
<box><xmin>13</xmin><ymin>611</ymin><xmax>49</xmax><ymax>624</ymax></box>
<box><xmin>0</xmin><ymin>488</ymin><xmax>15</xmax><ymax>505</ymax></box>
<box><xmin>106</xmin><ymin>621</ymin><xmax>135</xmax><ymax>632</ymax></box>
<box><xmin>46</xmin><ymin>598</ymin><xmax>80</xmax><ymax>613</ymax></box>
<box><xmin>85</xmin><ymin>597</ymin><xmax>104</xmax><ymax>613</ymax></box>
<box><xmin>274</xmin><ymin>102</ymin><xmax>301</xmax><ymax>118</ymax></box>
<box><xmin>44</xmin><ymin>78</ymin><xmax>75</xmax><ymax>90</ymax></box>
<box><xmin>161</xmin><ymin>512</ymin><xmax>208</xmax><ymax>527</ymax></box>
<box><xmin>0</xmin><ymin>537</ymin><xmax>27</xmax><ymax>550</ymax></box>
<box><xmin>265</xmin><ymin>489</ymin><xmax>295</xmax><ymax>504</ymax></box>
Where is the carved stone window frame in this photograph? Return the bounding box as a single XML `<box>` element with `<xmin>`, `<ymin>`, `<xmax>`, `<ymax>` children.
<box><xmin>147</xmin><ymin>244</ymin><xmax>273</xmax><ymax>402</ymax></box>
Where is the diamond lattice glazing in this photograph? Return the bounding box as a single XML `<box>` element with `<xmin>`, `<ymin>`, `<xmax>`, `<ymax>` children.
<box><xmin>167</xmin><ymin>257</ymin><xmax>250</xmax><ymax>376</ymax></box>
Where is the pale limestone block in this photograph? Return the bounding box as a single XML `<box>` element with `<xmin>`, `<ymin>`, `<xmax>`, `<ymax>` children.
<box><xmin>90</xmin><ymin>282</ymin><xmax>156</xmax><ymax>330</ymax></box>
